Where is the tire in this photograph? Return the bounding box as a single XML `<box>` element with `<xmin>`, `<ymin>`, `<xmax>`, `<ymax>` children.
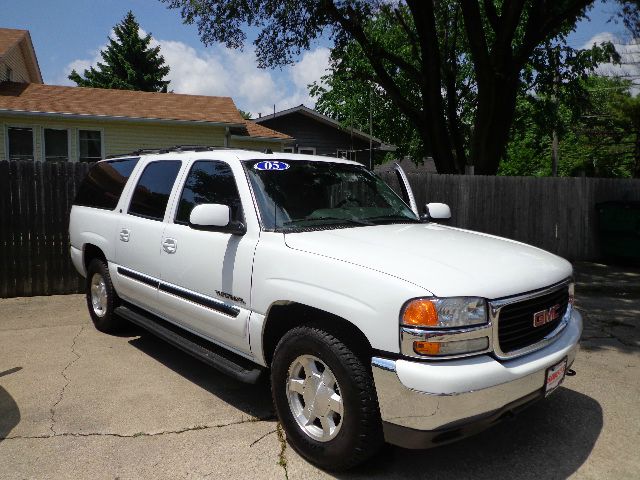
<box><xmin>85</xmin><ymin>258</ymin><xmax>122</xmax><ymax>333</ymax></box>
<box><xmin>271</xmin><ymin>325</ymin><xmax>383</xmax><ymax>471</ymax></box>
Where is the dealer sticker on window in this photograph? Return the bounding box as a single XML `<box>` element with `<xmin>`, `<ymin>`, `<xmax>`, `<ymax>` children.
<box><xmin>545</xmin><ymin>357</ymin><xmax>567</xmax><ymax>396</ymax></box>
<box><xmin>254</xmin><ymin>161</ymin><xmax>290</xmax><ymax>171</ymax></box>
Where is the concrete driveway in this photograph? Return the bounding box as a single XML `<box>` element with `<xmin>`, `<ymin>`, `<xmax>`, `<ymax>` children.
<box><xmin>0</xmin><ymin>263</ymin><xmax>638</xmax><ymax>479</ymax></box>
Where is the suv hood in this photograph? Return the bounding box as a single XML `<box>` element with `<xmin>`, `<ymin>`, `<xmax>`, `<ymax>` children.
<box><xmin>284</xmin><ymin>223</ymin><xmax>572</xmax><ymax>299</ymax></box>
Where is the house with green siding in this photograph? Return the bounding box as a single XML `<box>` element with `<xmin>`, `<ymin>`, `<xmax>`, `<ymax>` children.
<box><xmin>0</xmin><ymin>27</ymin><xmax>290</xmax><ymax>162</ymax></box>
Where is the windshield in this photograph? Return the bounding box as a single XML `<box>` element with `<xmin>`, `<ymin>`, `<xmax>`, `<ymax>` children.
<box><xmin>244</xmin><ymin>159</ymin><xmax>419</xmax><ymax>231</ymax></box>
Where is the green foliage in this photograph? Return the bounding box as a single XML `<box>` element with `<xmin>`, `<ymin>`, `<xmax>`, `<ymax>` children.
<box><xmin>502</xmin><ymin>76</ymin><xmax>637</xmax><ymax>177</ymax></box>
<box><xmin>69</xmin><ymin>11</ymin><xmax>170</xmax><ymax>92</ymax></box>
<box><xmin>238</xmin><ymin>109</ymin><xmax>253</xmax><ymax>120</ymax></box>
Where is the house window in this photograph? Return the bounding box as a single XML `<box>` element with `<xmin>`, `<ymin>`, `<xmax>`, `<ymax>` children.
<box><xmin>283</xmin><ymin>147</ymin><xmax>294</xmax><ymax>153</ymax></box>
<box><xmin>7</xmin><ymin>127</ymin><xmax>34</xmax><ymax>161</ymax></box>
<box><xmin>298</xmin><ymin>147</ymin><xmax>316</xmax><ymax>155</ymax></box>
<box><xmin>44</xmin><ymin>128</ymin><xmax>69</xmax><ymax>161</ymax></box>
<box><xmin>5</xmin><ymin>66</ymin><xmax>12</xmax><ymax>81</ymax></box>
<box><xmin>79</xmin><ymin>130</ymin><xmax>103</xmax><ymax>162</ymax></box>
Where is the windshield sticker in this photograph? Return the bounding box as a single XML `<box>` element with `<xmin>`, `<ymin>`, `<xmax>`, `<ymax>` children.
<box><xmin>254</xmin><ymin>161</ymin><xmax>290</xmax><ymax>171</ymax></box>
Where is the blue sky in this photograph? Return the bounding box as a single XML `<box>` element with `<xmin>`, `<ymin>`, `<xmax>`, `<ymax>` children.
<box><xmin>0</xmin><ymin>0</ymin><xmax>630</xmax><ymax>116</ymax></box>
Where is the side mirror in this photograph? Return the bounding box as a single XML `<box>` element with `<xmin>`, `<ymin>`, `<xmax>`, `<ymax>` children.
<box><xmin>189</xmin><ymin>204</ymin><xmax>246</xmax><ymax>235</ymax></box>
<box><xmin>423</xmin><ymin>202</ymin><xmax>451</xmax><ymax>221</ymax></box>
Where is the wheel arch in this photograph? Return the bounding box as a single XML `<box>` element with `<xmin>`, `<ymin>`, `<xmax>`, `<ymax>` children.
<box><xmin>261</xmin><ymin>301</ymin><xmax>373</xmax><ymax>367</ymax></box>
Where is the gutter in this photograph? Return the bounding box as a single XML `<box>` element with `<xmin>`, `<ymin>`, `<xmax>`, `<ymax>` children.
<box><xmin>230</xmin><ymin>134</ymin><xmax>293</xmax><ymax>143</ymax></box>
<box><xmin>0</xmin><ymin>108</ymin><xmax>245</xmax><ymax>128</ymax></box>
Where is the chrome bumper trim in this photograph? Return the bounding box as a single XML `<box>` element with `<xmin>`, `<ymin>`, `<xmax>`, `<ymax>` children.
<box><xmin>372</xmin><ymin>309</ymin><xmax>581</xmax><ymax>433</ymax></box>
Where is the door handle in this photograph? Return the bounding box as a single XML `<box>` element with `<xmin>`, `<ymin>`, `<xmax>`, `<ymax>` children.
<box><xmin>119</xmin><ymin>229</ymin><xmax>130</xmax><ymax>242</ymax></box>
<box><xmin>162</xmin><ymin>238</ymin><xmax>177</xmax><ymax>254</ymax></box>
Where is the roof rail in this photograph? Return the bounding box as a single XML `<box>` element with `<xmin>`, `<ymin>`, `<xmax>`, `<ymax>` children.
<box><xmin>104</xmin><ymin>145</ymin><xmax>236</xmax><ymax>159</ymax></box>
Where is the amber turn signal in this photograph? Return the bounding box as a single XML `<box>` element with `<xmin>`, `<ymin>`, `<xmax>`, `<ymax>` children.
<box><xmin>402</xmin><ymin>299</ymin><xmax>438</xmax><ymax>327</ymax></box>
<box><xmin>413</xmin><ymin>341</ymin><xmax>441</xmax><ymax>355</ymax></box>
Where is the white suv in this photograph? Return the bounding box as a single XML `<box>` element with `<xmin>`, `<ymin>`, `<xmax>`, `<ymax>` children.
<box><xmin>69</xmin><ymin>147</ymin><xmax>582</xmax><ymax>470</ymax></box>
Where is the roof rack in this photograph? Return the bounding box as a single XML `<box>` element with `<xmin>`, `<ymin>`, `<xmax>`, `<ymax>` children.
<box><xmin>105</xmin><ymin>145</ymin><xmax>235</xmax><ymax>159</ymax></box>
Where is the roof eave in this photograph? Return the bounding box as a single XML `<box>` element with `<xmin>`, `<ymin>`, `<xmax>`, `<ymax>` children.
<box><xmin>0</xmin><ymin>108</ymin><xmax>244</xmax><ymax>127</ymax></box>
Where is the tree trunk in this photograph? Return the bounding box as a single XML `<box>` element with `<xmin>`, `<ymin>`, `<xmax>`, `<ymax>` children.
<box><xmin>469</xmin><ymin>74</ymin><xmax>519</xmax><ymax>175</ymax></box>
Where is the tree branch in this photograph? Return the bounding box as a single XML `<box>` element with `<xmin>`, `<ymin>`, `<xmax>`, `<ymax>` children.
<box><xmin>483</xmin><ymin>0</ymin><xmax>499</xmax><ymax>32</ymax></box>
<box><xmin>460</xmin><ymin>0</ymin><xmax>492</xmax><ymax>83</ymax></box>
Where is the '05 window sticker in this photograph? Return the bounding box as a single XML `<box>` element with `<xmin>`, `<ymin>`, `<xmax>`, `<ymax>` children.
<box><xmin>254</xmin><ymin>161</ymin><xmax>290</xmax><ymax>171</ymax></box>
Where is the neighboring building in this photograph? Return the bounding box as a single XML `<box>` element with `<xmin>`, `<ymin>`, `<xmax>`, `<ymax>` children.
<box><xmin>0</xmin><ymin>27</ymin><xmax>290</xmax><ymax>162</ymax></box>
<box><xmin>0</xmin><ymin>28</ymin><xmax>42</xmax><ymax>84</ymax></box>
<box><xmin>254</xmin><ymin>104</ymin><xmax>396</xmax><ymax>166</ymax></box>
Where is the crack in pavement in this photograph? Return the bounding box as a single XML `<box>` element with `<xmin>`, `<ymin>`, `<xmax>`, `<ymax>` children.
<box><xmin>249</xmin><ymin>428</ymin><xmax>277</xmax><ymax>447</ymax></box>
<box><xmin>49</xmin><ymin>324</ymin><xmax>85</xmax><ymax>436</ymax></box>
<box><xmin>276</xmin><ymin>423</ymin><xmax>289</xmax><ymax>480</ymax></box>
<box><xmin>2</xmin><ymin>416</ymin><xmax>275</xmax><ymax>441</ymax></box>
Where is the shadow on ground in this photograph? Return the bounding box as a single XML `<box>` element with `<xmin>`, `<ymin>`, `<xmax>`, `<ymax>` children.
<box><xmin>128</xmin><ymin>332</ymin><xmax>274</xmax><ymax>420</ymax></box>
<box><xmin>334</xmin><ymin>388</ymin><xmax>602</xmax><ymax>479</ymax></box>
<box><xmin>0</xmin><ymin>368</ymin><xmax>21</xmax><ymax>442</ymax></box>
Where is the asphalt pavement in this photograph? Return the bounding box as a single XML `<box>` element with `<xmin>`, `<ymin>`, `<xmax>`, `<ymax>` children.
<box><xmin>0</xmin><ymin>262</ymin><xmax>638</xmax><ymax>479</ymax></box>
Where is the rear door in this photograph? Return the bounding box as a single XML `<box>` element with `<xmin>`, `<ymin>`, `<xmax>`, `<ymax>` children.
<box><xmin>114</xmin><ymin>159</ymin><xmax>183</xmax><ymax>312</ymax></box>
<box><xmin>158</xmin><ymin>159</ymin><xmax>258</xmax><ymax>353</ymax></box>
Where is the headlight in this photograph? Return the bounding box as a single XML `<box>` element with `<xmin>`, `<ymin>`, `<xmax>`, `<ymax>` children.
<box><xmin>401</xmin><ymin>297</ymin><xmax>487</xmax><ymax>328</ymax></box>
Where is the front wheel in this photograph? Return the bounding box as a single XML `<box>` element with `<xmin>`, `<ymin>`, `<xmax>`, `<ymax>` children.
<box><xmin>271</xmin><ymin>326</ymin><xmax>383</xmax><ymax>471</ymax></box>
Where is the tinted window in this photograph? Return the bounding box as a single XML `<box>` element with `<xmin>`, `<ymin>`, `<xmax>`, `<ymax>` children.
<box><xmin>74</xmin><ymin>158</ymin><xmax>140</xmax><ymax>210</ymax></box>
<box><xmin>175</xmin><ymin>161</ymin><xmax>242</xmax><ymax>224</ymax></box>
<box><xmin>129</xmin><ymin>161</ymin><xmax>182</xmax><ymax>221</ymax></box>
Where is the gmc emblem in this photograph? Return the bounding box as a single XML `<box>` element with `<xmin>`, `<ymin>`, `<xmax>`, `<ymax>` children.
<box><xmin>533</xmin><ymin>304</ymin><xmax>561</xmax><ymax>327</ymax></box>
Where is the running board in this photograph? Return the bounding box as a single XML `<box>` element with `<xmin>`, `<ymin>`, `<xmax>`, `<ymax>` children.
<box><xmin>115</xmin><ymin>305</ymin><xmax>264</xmax><ymax>384</ymax></box>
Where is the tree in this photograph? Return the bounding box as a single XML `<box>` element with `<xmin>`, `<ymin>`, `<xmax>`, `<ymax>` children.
<box><xmin>311</xmin><ymin>5</ymin><xmax>615</xmax><ymax>172</ymax></box>
<box><xmin>69</xmin><ymin>11</ymin><xmax>170</xmax><ymax>92</ymax></box>
<box><xmin>161</xmin><ymin>0</ymin><xmax>610</xmax><ymax>174</ymax></box>
<box><xmin>503</xmin><ymin>76</ymin><xmax>636</xmax><ymax>177</ymax></box>
<box><xmin>238</xmin><ymin>109</ymin><xmax>253</xmax><ymax>120</ymax></box>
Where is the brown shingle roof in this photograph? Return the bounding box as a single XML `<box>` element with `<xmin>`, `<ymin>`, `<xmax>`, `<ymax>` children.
<box><xmin>241</xmin><ymin>119</ymin><xmax>291</xmax><ymax>139</ymax></box>
<box><xmin>0</xmin><ymin>28</ymin><xmax>27</xmax><ymax>57</ymax></box>
<box><xmin>0</xmin><ymin>81</ymin><xmax>245</xmax><ymax>125</ymax></box>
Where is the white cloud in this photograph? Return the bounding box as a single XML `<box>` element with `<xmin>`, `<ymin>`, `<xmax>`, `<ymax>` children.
<box><xmin>580</xmin><ymin>31</ymin><xmax>640</xmax><ymax>84</ymax></box>
<box><xmin>54</xmin><ymin>32</ymin><xmax>331</xmax><ymax>118</ymax></box>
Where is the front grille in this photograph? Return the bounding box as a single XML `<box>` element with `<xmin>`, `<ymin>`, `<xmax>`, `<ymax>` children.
<box><xmin>497</xmin><ymin>286</ymin><xmax>569</xmax><ymax>354</ymax></box>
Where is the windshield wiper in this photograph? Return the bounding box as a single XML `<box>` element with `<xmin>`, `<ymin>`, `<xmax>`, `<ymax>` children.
<box><xmin>283</xmin><ymin>216</ymin><xmax>374</xmax><ymax>227</ymax></box>
<box><xmin>366</xmin><ymin>214</ymin><xmax>420</xmax><ymax>224</ymax></box>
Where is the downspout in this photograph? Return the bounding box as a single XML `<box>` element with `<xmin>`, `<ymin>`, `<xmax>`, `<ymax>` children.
<box><xmin>224</xmin><ymin>126</ymin><xmax>230</xmax><ymax>147</ymax></box>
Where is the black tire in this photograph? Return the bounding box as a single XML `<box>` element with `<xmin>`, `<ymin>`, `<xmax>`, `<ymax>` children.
<box><xmin>271</xmin><ymin>325</ymin><xmax>383</xmax><ymax>471</ymax></box>
<box><xmin>85</xmin><ymin>258</ymin><xmax>122</xmax><ymax>333</ymax></box>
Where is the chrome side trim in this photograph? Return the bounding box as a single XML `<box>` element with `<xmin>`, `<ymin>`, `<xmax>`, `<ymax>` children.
<box><xmin>490</xmin><ymin>278</ymin><xmax>572</xmax><ymax>360</ymax></box>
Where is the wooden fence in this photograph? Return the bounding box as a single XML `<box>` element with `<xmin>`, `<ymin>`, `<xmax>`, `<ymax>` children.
<box><xmin>0</xmin><ymin>161</ymin><xmax>91</xmax><ymax>298</ymax></box>
<box><xmin>0</xmin><ymin>160</ymin><xmax>638</xmax><ymax>298</ymax></box>
<box><xmin>377</xmin><ymin>171</ymin><xmax>640</xmax><ymax>261</ymax></box>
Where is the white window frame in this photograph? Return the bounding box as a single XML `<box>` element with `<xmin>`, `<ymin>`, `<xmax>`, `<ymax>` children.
<box><xmin>77</xmin><ymin>128</ymin><xmax>106</xmax><ymax>162</ymax></box>
<box><xmin>5</xmin><ymin>124</ymin><xmax>36</xmax><ymax>161</ymax></box>
<box><xmin>298</xmin><ymin>147</ymin><xmax>316</xmax><ymax>155</ymax></box>
<box><xmin>41</xmin><ymin>127</ymin><xmax>72</xmax><ymax>162</ymax></box>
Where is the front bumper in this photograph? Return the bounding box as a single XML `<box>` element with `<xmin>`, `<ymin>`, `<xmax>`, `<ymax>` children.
<box><xmin>372</xmin><ymin>308</ymin><xmax>582</xmax><ymax>449</ymax></box>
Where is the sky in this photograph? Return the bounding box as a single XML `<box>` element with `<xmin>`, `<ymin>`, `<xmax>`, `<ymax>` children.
<box><xmin>0</xmin><ymin>0</ymin><xmax>633</xmax><ymax>117</ymax></box>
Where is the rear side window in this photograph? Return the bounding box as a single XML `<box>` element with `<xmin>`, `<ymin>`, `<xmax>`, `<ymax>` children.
<box><xmin>128</xmin><ymin>161</ymin><xmax>182</xmax><ymax>221</ymax></box>
<box><xmin>74</xmin><ymin>158</ymin><xmax>139</xmax><ymax>210</ymax></box>
<box><xmin>175</xmin><ymin>160</ymin><xmax>243</xmax><ymax>224</ymax></box>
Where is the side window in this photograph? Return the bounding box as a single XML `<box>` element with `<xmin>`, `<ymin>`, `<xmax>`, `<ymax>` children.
<box><xmin>74</xmin><ymin>157</ymin><xmax>140</xmax><ymax>210</ymax></box>
<box><xmin>175</xmin><ymin>160</ymin><xmax>242</xmax><ymax>225</ymax></box>
<box><xmin>128</xmin><ymin>161</ymin><xmax>182</xmax><ymax>221</ymax></box>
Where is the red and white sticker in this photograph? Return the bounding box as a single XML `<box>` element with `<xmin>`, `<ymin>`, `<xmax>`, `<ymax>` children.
<box><xmin>545</xmin><ymin>357</ymin><xmax>567</xmax><ymax>396</ymax></box>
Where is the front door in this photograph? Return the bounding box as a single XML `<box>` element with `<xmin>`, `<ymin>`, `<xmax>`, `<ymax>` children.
<box><xmin>158</xmin><ymin>160</ymin><xmax>258</xmax><ymax>353</ymax></box>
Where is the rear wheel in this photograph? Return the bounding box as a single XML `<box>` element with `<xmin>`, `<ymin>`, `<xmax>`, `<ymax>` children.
<box><xmin>271</xmin><ymin>326</ymin><xmax>383</xmax><ymax>471</ymax></box>
<box><xmin>85</xmin><ymin>259</ymin><xmax>122</xmax><ymax>333</ymax></box>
